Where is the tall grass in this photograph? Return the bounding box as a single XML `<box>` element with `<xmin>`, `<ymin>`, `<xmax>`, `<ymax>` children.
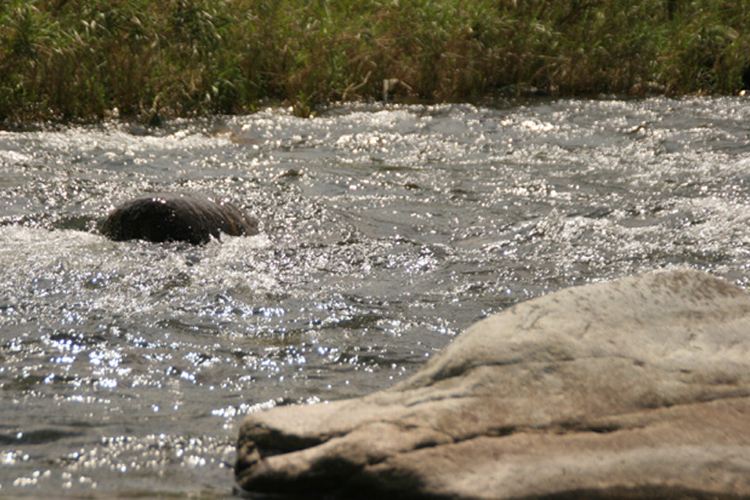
<box><xmin>1</xmin><ymin>0</ymin><xmax>749</xmax><ymax>122</ymax></box>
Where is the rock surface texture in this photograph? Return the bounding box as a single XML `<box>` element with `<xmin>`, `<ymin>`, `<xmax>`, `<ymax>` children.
<box><xmin>101</xmin><ymin>192</ymin><xmax>258</xmax><ymax>244</ymax></box>
<box><xmin>235</xmin><ymin>270</ymin><xmax>750</xmax><ymax>499</ymax></box>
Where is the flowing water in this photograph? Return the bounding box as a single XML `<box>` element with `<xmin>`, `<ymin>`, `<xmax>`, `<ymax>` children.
<box><xmin>1</xmin><ymin>97</ymin><xmax>750</xmax><ymax>499</ymax></box>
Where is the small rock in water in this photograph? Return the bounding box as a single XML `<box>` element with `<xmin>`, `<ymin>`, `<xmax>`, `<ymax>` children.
<box><xmin>101</xmin><ymin>192</ymin><xmax>259</xmax><ymax>244</ymax></box>
<box><xmin>235</xmin><ymin>270</ymin><xmax>750</xmax><ymax>499</ymax></box>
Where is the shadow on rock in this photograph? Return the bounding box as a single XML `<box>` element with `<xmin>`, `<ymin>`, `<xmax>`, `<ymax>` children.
<box><xmin>235</xmin><ymin>270</ymin><xmax>750</xmax><ymax>500</ymax></box>
<box><xmin>101</xmin><ymin>192</ymin><xmax>259</xmax><ymax>245</ymax></box>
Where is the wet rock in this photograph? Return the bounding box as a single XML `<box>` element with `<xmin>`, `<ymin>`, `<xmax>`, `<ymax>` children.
<box><xmin>628</xmin><ymin>80</ymin><xmax>667</xmax><ymax>96</ymax></box>
<box><xmin>235</xmin><ymin>270</ymin><xmax>750</xmax><ymax>499</ymax></box>
<box><xmin>101</xmin><ymin>192</ymin><xmax>259</xmax><ymax>244</ymax></box>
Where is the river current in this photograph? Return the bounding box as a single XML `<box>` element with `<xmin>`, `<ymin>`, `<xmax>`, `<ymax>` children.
<box><xmin>1</xmin><ymin>97</ymin><xmax>750</xmax><ymax>498</ymax></box>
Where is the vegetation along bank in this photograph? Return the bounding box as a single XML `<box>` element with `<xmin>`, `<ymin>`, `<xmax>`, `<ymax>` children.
<box><xmin>1</xmin><ymin>0</ymin><xmax>749</xmax><ymax>122</ymax></box>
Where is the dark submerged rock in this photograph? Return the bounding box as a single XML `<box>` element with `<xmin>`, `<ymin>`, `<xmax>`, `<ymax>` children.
<box><xmin>235</xmin><ymin>270</ymin><xmax>750</xmax><ymax>500</ymax></box>
<box><xmin>101</xmin><ymin>193</ymin><xmax>259</xmax><ymax>244</ymax></box>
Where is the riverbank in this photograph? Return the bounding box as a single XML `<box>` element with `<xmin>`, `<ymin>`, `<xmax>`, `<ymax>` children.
<box><xmin>1</xmin><ymin>0</ymin><xmax>749</xmax><ymax>122</ymax></box>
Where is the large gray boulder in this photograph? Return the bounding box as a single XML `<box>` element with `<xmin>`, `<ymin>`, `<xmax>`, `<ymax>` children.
<box><xmin>235</xmin><ymin>270</ymin><xmax>750</xmax><ymax>499</ymax></box>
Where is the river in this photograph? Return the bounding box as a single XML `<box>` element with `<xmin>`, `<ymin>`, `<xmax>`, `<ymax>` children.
<box><xmin>1</xmin><ymin>97</ymin><xmax>750</xmax><ymax>498</ymax></box>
